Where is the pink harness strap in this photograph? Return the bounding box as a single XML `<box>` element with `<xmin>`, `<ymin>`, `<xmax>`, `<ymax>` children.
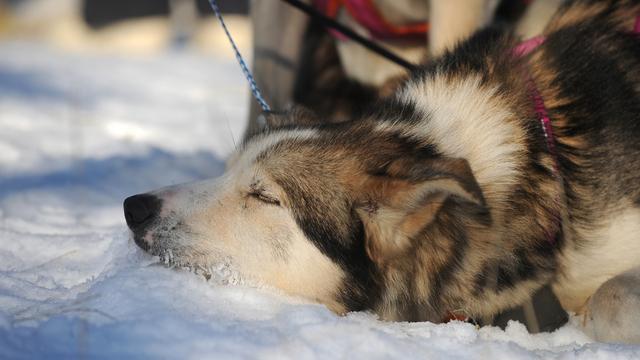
<box><xmin>515</xmin><ymin>15</ymin><xmax>640</xmax><ymax>56</ymax></box>
<box><xmin>513</xmin><ymin>15</ymin><xmax>640</xmax><ymax>161</ymax></box>
<box><xmin>512</xmin><ymin>15</ymin><xmax>640</xmax><ymax>244</ymax></box>
<box><xmin>512</xmin><ymin>39</ymin><xmax>559</xmax><ymax>244</ymax></box>
<box><xmin>511</xmin><ymin>36</ymin><xmax>555</xmax><ymax>172</ymax></box>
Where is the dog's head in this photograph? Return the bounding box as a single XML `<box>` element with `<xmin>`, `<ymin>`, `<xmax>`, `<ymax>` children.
<box><xmin>124</xmin><ymin>108</ymin><xmax>488</xmax><ymax>317</ymax></box>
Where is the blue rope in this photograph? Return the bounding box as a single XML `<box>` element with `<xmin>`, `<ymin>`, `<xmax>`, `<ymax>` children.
<box><xmin>207</xmin><ymin>0</ymin><xmax>271</xmax><ymax>112</ymax></box>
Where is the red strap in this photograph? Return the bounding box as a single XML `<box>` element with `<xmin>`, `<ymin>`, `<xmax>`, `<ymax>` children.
<box><xmin>315</xmin><ymin>0</ymin><xmax>428</xmax><ymax>40</ymax></box>
<box><xmin>342</xmin><ymin>0</ymin><xmax>428</xmax><ymax>39</ymax></box>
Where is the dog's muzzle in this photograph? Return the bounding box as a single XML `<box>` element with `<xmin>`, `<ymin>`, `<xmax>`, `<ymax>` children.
<box><xmin>123</xmin><ymin>193</ymin><xmax>162</xmax><ymax>251</ymax></box>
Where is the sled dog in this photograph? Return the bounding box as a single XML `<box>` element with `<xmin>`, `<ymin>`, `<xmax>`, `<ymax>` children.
<box><xmin>125</xmin><ymin>0</ymin><xmax>640</xmax><ymax>343</ymax></box>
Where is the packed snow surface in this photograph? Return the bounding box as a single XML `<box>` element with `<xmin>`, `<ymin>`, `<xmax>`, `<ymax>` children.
<box><xmin>1</xmin><ymin>41</ymin><xmax>639</xmax><ymax>359</ymax></box>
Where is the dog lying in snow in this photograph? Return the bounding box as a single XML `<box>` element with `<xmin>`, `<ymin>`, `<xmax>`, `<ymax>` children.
<box><xmin>125</xmin><ymin>0</ymin><xmax>640</xmax><ymax>344</ymax></box>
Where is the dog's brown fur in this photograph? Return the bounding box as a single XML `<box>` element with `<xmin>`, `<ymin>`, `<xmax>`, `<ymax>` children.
<box><xmin>126</xmin><ymin>0</ymin><xmax>640</xmax><ymax>343</ymax></box>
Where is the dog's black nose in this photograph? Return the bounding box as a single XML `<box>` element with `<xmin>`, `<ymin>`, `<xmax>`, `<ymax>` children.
<box><xmin>123</xmin><ymin>194</ymin><xmax>161</xmax><ymax>231</ymax></box>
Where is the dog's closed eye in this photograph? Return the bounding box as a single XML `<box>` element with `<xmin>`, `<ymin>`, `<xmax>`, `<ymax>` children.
<box><xmin>248</xmin><ymin>190</ymin><xmax>281</xmax><ymax>206</ymax></box>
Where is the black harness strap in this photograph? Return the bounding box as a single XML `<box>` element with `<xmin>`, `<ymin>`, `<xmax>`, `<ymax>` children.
<box><xmin>279</xmin><ymin>0</ymin><xmax>418</xmax><ymax>71</ymax></box>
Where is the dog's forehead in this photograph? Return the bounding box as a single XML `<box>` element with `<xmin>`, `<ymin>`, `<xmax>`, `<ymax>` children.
<box><xmin>236</xmin><ymin>128</ymin><xmax>320</xmax><ymax>168</ymax></box>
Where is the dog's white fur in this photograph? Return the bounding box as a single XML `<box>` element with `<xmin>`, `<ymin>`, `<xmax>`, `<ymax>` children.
<box><xmin>400</xmin><ymin>75</ymin><xmax>525</xmax><ymax>197</ymax></box>
<box><xmin>554</xmin><ymin>206</ymin><xmax>640</xmax><ymax>312</ymax></box>
<box><xmin>150</xmin><ymin>132</ymin><xmax>348</xmax><ymax>313</ymax></box>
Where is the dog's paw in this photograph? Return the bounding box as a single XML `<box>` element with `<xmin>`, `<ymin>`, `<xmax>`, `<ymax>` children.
<box><xmin>583</xmin><ymin>267</ymin><xmax>640</xmax><ymax>344</ymax></box>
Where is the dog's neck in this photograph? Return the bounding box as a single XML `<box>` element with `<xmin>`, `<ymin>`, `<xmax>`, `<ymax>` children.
<box><xmin>389</xmin><ymin>71</ymin><xmax>532</xmax><ymax>214</ymax></box>
<box><xmin>367</xmin><ymin>43</ymin><xmax>565</xmax><ymax>321</ymax></box>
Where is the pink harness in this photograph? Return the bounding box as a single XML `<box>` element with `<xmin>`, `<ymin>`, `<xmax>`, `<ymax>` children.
<box><xmin>512</xmin><ymin>35</ymin><xmax>557</xmax><ymax>168</ymax></box>
<box><xmin>514</xmin><ymin>16</ymin><xmax>640</xmax><ymax>160</ymax></box>
<box><xmin>512</xmin><ymin>16</ymin><xmax>640</xmax><ymax>244</ymax></box>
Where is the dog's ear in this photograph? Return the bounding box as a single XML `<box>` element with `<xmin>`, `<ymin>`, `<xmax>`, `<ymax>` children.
<box><xmin>355</xmin><ymin>157</ymin><xmax>487</xmax><ymax>267</ymax></box>
<box><xmin>257</xmin><ymin>105</ymin><xmax>323</xmax><ymax>130</ymax></box>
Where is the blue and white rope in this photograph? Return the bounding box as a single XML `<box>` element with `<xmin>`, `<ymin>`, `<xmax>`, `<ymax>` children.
<box><xmin>207</xmin><ymin>0</ymin><xmax>271</xmax><ymax>112</ymax></box>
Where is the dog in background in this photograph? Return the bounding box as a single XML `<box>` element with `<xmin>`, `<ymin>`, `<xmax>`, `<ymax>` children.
<box><xmin>246</xmin><ymin>0</ymin><xmax>563</xmax><ymax>137</ymax></box>
<box><xmin>125</xmin><ymin>0</ymin><xmax>640</xmax><ymax>344</ymax></box>
<box><xmin>328</xmin><ymin>0</ymin><xmax>565</xmax><ymax>87</ymax></box>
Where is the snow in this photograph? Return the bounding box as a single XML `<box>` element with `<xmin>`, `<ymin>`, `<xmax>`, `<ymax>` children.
<box><xmin>1</xmin><ymin>41</ymin><xmax>639</xmax><ymax>359</ymax></box>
